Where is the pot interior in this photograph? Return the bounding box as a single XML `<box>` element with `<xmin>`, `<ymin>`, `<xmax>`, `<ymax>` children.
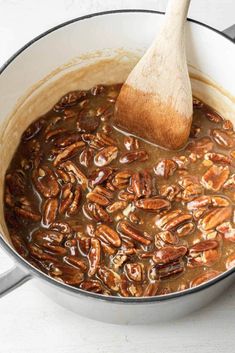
<box><xmin>0</xmin><ymin>11</ymin><xmax>234</xmax><ymax>248</ymax></box>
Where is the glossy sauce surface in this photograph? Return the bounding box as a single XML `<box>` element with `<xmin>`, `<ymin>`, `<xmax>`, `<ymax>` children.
<box><xmin>4</xmin><ymin>84</ymin><xmax>235</xmax><ymax>296</ymax></box>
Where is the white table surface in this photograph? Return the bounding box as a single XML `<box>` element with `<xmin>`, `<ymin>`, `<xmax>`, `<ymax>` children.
<box><xmin>0</xmin><ymin>1</ymin><xmax>234</xmax><ymax>352</ymax></box>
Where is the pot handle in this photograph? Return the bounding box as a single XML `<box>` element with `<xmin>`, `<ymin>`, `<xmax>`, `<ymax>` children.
<box><xmin>0</xmin><ymin>265</ymin><xmax>31</xmax><ymax>298</ymax></box>
<box><xmin>222</xmin><ymin>24</ymin><xmax>235</xmax><ymax>42</ymax></box>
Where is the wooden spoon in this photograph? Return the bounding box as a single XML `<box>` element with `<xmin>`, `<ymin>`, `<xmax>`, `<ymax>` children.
<box><xmin>114</xmin><ymin>0</ymin><xmax>192</xmax><ymax>150</ymax></box>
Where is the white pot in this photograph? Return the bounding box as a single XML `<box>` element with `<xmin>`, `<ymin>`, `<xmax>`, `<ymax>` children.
<box><xmin>0</xmin><ymin>10</ymin><xmax>234</xmax><ymax>324</ymax></box>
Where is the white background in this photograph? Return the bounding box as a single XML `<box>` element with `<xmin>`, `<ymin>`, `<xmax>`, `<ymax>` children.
<box><xmin>0</xmin><ymin>1</ymin><xmax>235</xmax><ymax>352</ymax></box>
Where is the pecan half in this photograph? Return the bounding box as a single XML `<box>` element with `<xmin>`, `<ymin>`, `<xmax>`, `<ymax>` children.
<box><xmin>32</xmin><ymin>166</ymin><xmax>60</xmax><ymax>198</ymax></box>
<box><xmin>211</xmin><ymin>129</ymin><xmax>234</xmax><ymax>149</ymax></box>
<box><xmin>119</xmin><ymin>150</ymin><xmax>148</xmax><ymax>164</ymax></box>
<box><xmin>135</xmin><ymin>197</ymin><xmax>171</xmax><ymax>213</ymax></box>
<box><xmin>88</xmin><ymin>238</ymin><xmax>101</xmax><ymax>276</ymax></box>
<box><xmin>190</xmin><ymin>270</ymin><xmax>220</xmax><ymax>287</ymax></box>
<box><xmin>96</xmin><ymin>224</ymin><xmax>121</xmax><ymax>247</ymax></box>
<box><xmin>53</xmin><ymin>141</ymin><xmax>85</xmax><ymax>166</ymax></box>
<box><xmin>199</xmin><ymin>207</ymin><xmax>232</xmax><ymax>231</ymax></box>
<box><xmin>117</xmin><ymin>221</ymin><xmax>152</xmax><ymax>245</ymax></box>
<box><xmin>97</xmin><ymin>266</ymin><xmax>121</xmax><ymax>291</ymax></box>
<box><xmin>201</xmin><ymin>165</ymin><xmax>230</xmax><ymax>191</ymax></box>
<box><xmin>152</xmin><ymin>246</ymin><xmax>187</xmax><ymax>265</ymax></box>
<box><xmin>125</xmin><ymin>263</ymin><xmax>145</xmax><ymax>282</ymax></box>
<box><xmin>42</xmin><ymin>198</ymin><xmax>58</xmax><ymax>226</ymax></box>
<box><xmin>83</xmin><ymin>202</ymin><xmax>111</xmax><ymax>223</ymax></box>
<box><xmin>94</xmin><ymin>146</ymin><xmax>118</xmax><ymax>167</ymax></box>
<box><xmin>204</xmin><ymin>152</ymin><xmax>232</xmax><ymax>165</ymax></box>
<box><xmin>154</xmin><ymin>159</ymin><xmax>177</xmax><ymax>179</ymax></box>
<box><xmin>60</xmin><ymin>160</ymin><xmax>88</xmax><ymax>189</ymax></box>
<box><xmin>131</xmin><ymin>171</ymin><xmax>153</xmax><ymax>198</ymax></box>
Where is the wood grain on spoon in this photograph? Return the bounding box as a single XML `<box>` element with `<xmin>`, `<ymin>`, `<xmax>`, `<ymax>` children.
<box><xmin>114</xmin><ymin>0</ymin><xmax>192</xmax><ymax>150</ymax></box>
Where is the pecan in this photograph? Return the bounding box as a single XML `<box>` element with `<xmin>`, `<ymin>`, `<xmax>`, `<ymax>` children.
<box><xmin>222</xmin><ymin>119</ymin><xmax>233</xmax><ymax>130</ymax></box>
<box><xmin>33</xmin><ymin>228</ymin><xmax>64</xmax><ymax>245</ymax></box>
<box><xmin>97</xmin><ymin>266</ymin><xmax>121</xmax><ymax>291</ymax></box>
<box><xmin>118</xmin><ymin>190</ymin><xmax>135</xmax><ymax>202</ymax></box>
<box><xmin>79</xmin><ymin>148</ymin><xmax>94</xmax><ymax>168</ymax></box>
<box><xmin>211</xmin><ymin>129</ymin><xmax>234</xmax><ymax>149</ymax></box>
<box><xmin>106</xmin><ymin>201</ymin><xmax>128</xmax><ymax>213</ymax></box>
<box><xmin>173</xmin><ymin>156</ymin><xmax>189</xmax><ymax>170</ymax></box>
<box><xmin>55</xmin><ymin>265</ymin><xmax>84</xmax><ymax>285</ymax></box>
<box><xmin>189</xmin><ymin>240</ymin><xmax>218</xmax><ymax>253</ymax></box>
<box><xmin>45</xmin><ymin>128</ymin><xmax>67</xmax><ymax>142</ymax></box>
<box><xmin>154</xmin><ymin>159</ymin><xmax>177</xmax><ymax>179</ymax></box>
<box><xmin>88</xmin><ymin>238</ymin><xmax>101</xmax><ymax>276</ymax></box>
<box><xmin>41</xmin><ymin>241</ymin><xmax>67</xmax><ymax>255</ymax></box>
<box><xmin>156</xmin><ymin>260</ymin><xmax>185</xmax><ymax>279</ymax></box>
<box><xmin>54</xmin><ymin>132</ymin><xmax>81</xmax><ymax>147</ymax></box>
<box><xmin>101</xmin><ymin>242</ymin><xmax>116</xmax><ymax>256</ymax></box>
<box><xmin>53</xmin><ymin>141</ymin><xmax>85</xmax><ymax>166</ymax></box>
<box><xmin>42</xmin><ymin>198</ymin><xmax>58</xmax><ymax>226</ymax></box>
<box><xmin>131</xmin><ymin>171</ymin><xmax>153</xmax><ymax>198</ymax></box>
<box><xmin>83</xmin><ymin>132</ymin><xmax>116</xmax><ymax>149</ymax></box>
<box><xmin>80</xmin><ymin>280</ymin><xmax>107</xmax><ymax>294</ymax></box>
<box><xmin>6</xmin><ymin>170</ymin><xmax>26</xmax><ymax>196</ymax></box>
<box><xmin>28</xmin><ymin>243</ymin><xmax>56</xmax><ymax>261</ymax></box>
<box><xmin>231</xmin><ymin>150</ymin><xmax>235</xmax><ymax>159</ymax></box>
<box><xmin>156</xmin><ymin>210</ymin><xmax>192</xmax><ymax>231</ymax></box>
<box><xmin>177</xmin><ymin>222</ymin><xmax>195</xmax><ymax>237</ymax></box>
<box><xmin>159</xmin><ymin>184</ymin><xmax>181</xmax><ymax>201</ymax></box>
<box><xmin>94</xmin><ymin>146</ymin><xmax>118</xmax><ymax>167</ymax></box>
<box><xmin>60</xmin><ymin>160</ymin><xmax>88</xmax><ymax>189</ymax></box>
<box><xmin>187</xmin><ymin>137</ymin><xmax>214</xmax><ymax>155</ymax></box>
<box><xmin>77</xmin><ymin>108</ymin><xmax>100</xmax><ymax>132</ymax></box>
<box><xmin>187</xmin><ymin>196</ymin><xmax>211</xmax><ymax>210</ymax></box>
<box><xmin>135</xmin><ymin>197</ymin><xmax>171</xmax><ymax>213</ymax></box>
<box><xmin>124</xmin><ymin>136</ymin><xmax>140</xmax><ymax>150</ymax></box>
<box><xmin>53</xmin><ymin>91</ymin><xmax>87</xmax><ymax>112</ymax></box>
<box><xmin>88</xmin><ymin>167</ymin><xmax>113</xmax><ymax>188</ymax></box>
<box><xmin>112</xmin><ymin>170</ymin><xmax>133</xmax><ymax>189</ymax></box>
<box><xmin>59</xmin><ymin>183</ymin><xmax>81</xmax><ymax>215</ymax></box>
<box><xmin>78</xmin><ymin>237</ymin><xmax>91</xmax><ymax>255</ymax></box>
<box><xmin>119</xmin><ymin>150</ymin><xmax>148</xmax><ymax>164</ymax></box>
<box><xmin>223</xmin><ymin>174</ymin><xmax>235</xmax><ymax>189</ymax></box>
<box><xmin>204</xmin><ymin>152</ymin><xmax>232</xmax><ymax>165</ymax></box>
<box><xmin>32</xmin><ymin>166</ymin><xmax>60</xmax><ymax>198</ymax></box>
<box><xmin>117</xmin><ymin>221</ymin><xmax>152</xmax><ymax>245</ymax></box>
<box><xmin>14</xmin><ymin>206</ymin><xmax>41</xmax><ymax>222</ymax></box>
<box><xmin>56</xmin><ymin>169</ymin><xmax>71</xmax><ymax>183</ymax></box>
<box><xmin>11</xmin><ymin>232</ymin><xmax>28</xmax><ymax>258</ymax></box>
<box><xmin>152</xmin><ymin>246</ymin><xmax>187</xmax><ymax>264</ymax></box>
<box><xmin>211</xmin><ymin>196</ymin><xmax>230</xmax><ymax>207</ymax></box>
<box><xmin>206</xmin><ymin>111</ymin><xmax>223</xmax><ymax>123</ymax></box>
<box><xmin>226</xmin><ymin>253</ymin><xmax>235</xmax><ymax>269</ymax></box>
<box><xmin>22</xmin><ymin>119</ymin><xmax>44</xmax><ymax>141</ymax></box>
<box><xmin>49</xmin><ymin>221</ymin><xmax>72</xmax><ymax>234</ymax></box>
<box><xmin>112</xmin><ymin>251</ymin><xmax>128</xmax><ymax>269</ymax></box>
<box><xmin>64</xmin><ymin>256</ymin><xmax>87</xmax><ymax>272</ymax></box>
<box><xmin>201</xmin><ymin>165</ymin><xmax>229</xmax><ymax>191</ymax></box>
<box><xmin>217</xmin><ymin>222</ymin><xmax>235</xmax><ymax>242</ymax></box>
<box><xmin>125</xmin><ymin>263</ymin><xmax>145</xmax><ymax>282</ymax></box>
<box><xmin>190</xmin><ymin>270</ymin><xmax>220</xmax><ymax>287</ymax></box>
<box><xmin>83</xmin><ymin>202</ymin><xmax>111</xmax><ymax>223</ymax></box>
<box><xmin>86</xmin><ymin>185</ymin><xmax>113</xmax><ymax>206</ymax></box>
<box><xmin>155</xmin><ymin>231</ymin><xmax>179</xmax><ymax>247</ymax></box>
<box><xmin>142</xmin><ymin>282</ymin><xmax>159</xmax><ymax>296</ymax></box>
<box><xmin>199</xmin><ymin>207</ymin><xmax>232</xmax><ymax>231</ymax></box>
<box><xmin>96</xmin><ymin>224</ymin><xmax>121</xmax><ymax>247</ymax></box>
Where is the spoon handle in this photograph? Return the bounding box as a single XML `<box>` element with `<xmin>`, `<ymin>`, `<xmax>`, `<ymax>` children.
<box><xmin>163</xmin><ymin>0</ymin><xmax>191</xmax><ymax>38</ymax></box>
